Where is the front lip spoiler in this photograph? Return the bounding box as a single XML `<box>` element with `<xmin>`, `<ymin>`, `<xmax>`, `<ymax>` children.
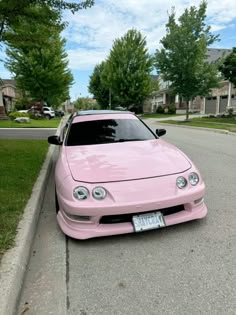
<box><xmin>56</xmin><ymin>202</ymin><xmax>207</xmax><ymax>240</ymax></box>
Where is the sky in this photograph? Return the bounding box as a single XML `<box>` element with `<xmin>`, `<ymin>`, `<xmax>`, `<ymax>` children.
<box><xmin>1</xmin><ymin>0</ymin><xmax>236</xmax><ymax>101</ymax></box>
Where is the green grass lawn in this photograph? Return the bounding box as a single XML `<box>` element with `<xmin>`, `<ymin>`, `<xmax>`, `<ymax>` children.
<box><xmin>0</xmin><ymin>117</ymin><xmax>61</xmax><ymax>128</ymax></box>
<box><xmin>141</xmin><ymin>113</ymin><xmax>181</xmax><ymax>118</ymax></box>
<box><xmin>0</xmin><ymin>139</ymin><xmax>48</xmax><ymax>259</ymax></box>
<box><xmin>160</xmin><ymin>117</ymin><xmax>236</xmax><ymax>132</ymax></box>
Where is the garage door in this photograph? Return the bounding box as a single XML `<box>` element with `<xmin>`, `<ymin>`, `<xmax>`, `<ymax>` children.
<box><xmin>219</xmin><ymin>96</ymin><xmax>227</xmax><ymax>113</ymax></box>
<box><xmin>205</xmin><ymin>97</ymin><xmax>217</xmax><ymax>114</ymax></box>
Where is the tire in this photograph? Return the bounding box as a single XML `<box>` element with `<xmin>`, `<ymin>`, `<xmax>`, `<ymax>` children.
<box><xmin>45</xmin><ymin>114</ymin><xmax>50</xmax><ymax>120</ymax></box>
<box><xmin>55</xmin><ymin>189</ymin><xmax>59</xmax><ymax>213</ymax></box>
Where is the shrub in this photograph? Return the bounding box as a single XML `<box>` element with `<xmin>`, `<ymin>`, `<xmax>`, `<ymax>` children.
<box><xmin>8</xmin><ymin>111</ymin><xmax>29</xmax><ymax>120</ymax></box>
<box><xmin>129</xmin><ymin>105</ymin><xmax>143</xmax><ymax>114</ymax></box>
<box><xmin>156</xmin><ymin>105</ymin><xmax>164</xmax><ymax>114</ymax></box>
<box><xmin>167</xmin><ymin>104</ymin><xmax>176</xmax><ymax>114</ymax></box>
<box><xmin>227</xmin><ymin>107</ymin><xmax>234</xmax><ymax>117</ymax></box>
<box><xmin>164</xmin><ymin>106</ymin><xmax>169</xmax><ymax>113</ymax></box>
<box><xmin>28</xmin><ymin>112</ymin><xmax>44</xmax><ymax>120</ymax></box>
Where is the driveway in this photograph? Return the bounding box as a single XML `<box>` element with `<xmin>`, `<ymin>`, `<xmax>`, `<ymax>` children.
<box><xmin>17</xmin><ymin>123</ymin><xmax>236</xmax><ymax>315</ymax></box>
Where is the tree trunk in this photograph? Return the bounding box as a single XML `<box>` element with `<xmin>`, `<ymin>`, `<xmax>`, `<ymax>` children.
<box><xmin>185</xmin><ymin>98</ymin><xmax>189</xmax><ymax>121</ymax></box>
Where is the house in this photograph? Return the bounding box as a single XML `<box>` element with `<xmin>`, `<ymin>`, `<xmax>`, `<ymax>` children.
<box><xmin>62</xmin><ymin>99</ymin><xmax>74</xmax><ymax>113</ymax></box>
<box><xmin>144</xmin><ymin>48</ymin><xmax>234</xmax><ymax>114</ymax></box>
<box><xmin>143</xmin><ymin>75</ymin><xmax>170</xmax><ymax>112</ymax></box>
<box><xmin>201</xmin><ymin>48</ymin><xmax>235</xmax><ymax>114</ymax></box>
<box><xmin>202</xmin><ymin>80</ymin><xmax>236</xmax><ymax>114</ymax></box>
<box><xmin>0</xmin><ymin>79</ymin><xmax>19</xmax><ymax>112</ymax></box>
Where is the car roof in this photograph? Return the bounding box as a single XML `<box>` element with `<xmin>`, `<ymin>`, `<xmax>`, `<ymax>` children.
<box><xmin>75</xmin><ymin>110</ymin><xmax>133</xmax><ymax>116</ymax></box>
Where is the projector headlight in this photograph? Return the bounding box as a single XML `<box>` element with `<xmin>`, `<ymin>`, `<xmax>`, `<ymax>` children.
<box><xmin>176</xmin><ymin>176</ymin><xmax>187</xmax><ymax>189</ymax></box>
<box><xmin>73</xmin><ymin>186</ymin><xmax>89</xmax><ymax>200</ymax></box>
<box><xmin>92</xmin><ymin>187</ymin><xmax>106</xmax><ymax>200</ymax></box>
<box><xmin>189</xmin><ymin>172</ymin><xmax>199</xmax><ymax>186</ymax></box>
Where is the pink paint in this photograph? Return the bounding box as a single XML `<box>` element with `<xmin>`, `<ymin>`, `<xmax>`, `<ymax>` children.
<box><xmin>53</xmin><ymin>112</ymin><xmax>207</xmax><ymax>239</ymax></box>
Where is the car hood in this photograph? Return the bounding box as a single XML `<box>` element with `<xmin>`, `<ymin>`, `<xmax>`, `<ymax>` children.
<box><xmin>65</xmin><ymin>139</ymin><xmax>192</xmax><ymax>183</ymax></box>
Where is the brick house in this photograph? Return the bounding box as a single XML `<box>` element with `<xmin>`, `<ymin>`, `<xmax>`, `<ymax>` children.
<box><xmin>143</xmin><ymin>48</ymin><xmax>234</xmax><ymax>114</ymax></box>
<box><xmin>0</xmin><ymin>79</ymin><xmax>19</xmax><ymax>112</ymax></box>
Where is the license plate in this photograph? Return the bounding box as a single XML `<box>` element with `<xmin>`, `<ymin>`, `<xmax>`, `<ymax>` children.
<box><xmin>132</xmin><ymin>211</ymin><xmax>165</xmax><ymax>232</ymax></box>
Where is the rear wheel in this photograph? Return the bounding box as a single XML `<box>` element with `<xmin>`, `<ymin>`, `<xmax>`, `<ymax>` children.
<box><xmin>55</xmin><ymin>189</ymin><xmax>59</xmax><ymax>213</ymax></box>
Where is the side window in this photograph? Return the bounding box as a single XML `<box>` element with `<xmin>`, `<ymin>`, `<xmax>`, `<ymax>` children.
<box><xmin>61</xmin><ymin>114</ymin><xmax>73</xmax><ymax>142</ymax></box>
<box><xmin>62</xmin><ymin>124</ymin><xmax>68</xmax><ymax>141</ymax></box>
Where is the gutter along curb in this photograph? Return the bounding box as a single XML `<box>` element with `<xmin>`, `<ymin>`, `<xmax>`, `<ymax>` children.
<box><xmin>0</xmin><ymin>118</ymin><xmax>65</xmax><ymax>315</ymax></box>
<box><xmin>154</xmin><ymin>121</ymin><xmax>236</xmax><ymax>136</ymax></box>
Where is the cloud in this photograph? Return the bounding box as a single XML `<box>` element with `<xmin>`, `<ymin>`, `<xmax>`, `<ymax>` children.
<box><xmin>63</xmin><ymin>0</ymin><xmax>236</xmax><ymax>72</ymax></box>
<box><xmin>67</xmin><ymin>47</ymin><xmax>108</xmax><ymax>70</ymax></box>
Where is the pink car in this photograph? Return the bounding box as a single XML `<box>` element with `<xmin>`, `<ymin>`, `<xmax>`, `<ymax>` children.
<box><xmin>48</xmin><ymin>110</ymin><xmax>207</xmax><ymax>239</ymax></box>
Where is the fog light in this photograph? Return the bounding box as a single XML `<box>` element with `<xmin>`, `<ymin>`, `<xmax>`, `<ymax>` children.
<box><xmin>63</xmin><ymin>211</ymin><xmax>90</xmax><ymax>221</ymax></box>
<box><xmin>194</xmin><ymin>197</ymin><xmax>204</xmax><ymax>205</ymax></box>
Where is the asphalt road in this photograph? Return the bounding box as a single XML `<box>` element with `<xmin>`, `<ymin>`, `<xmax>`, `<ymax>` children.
<box><xmin>0</xmin><ymin>128</ymin><xmax>57</xmax><ymax>139</ymax></box>
<box><xmin>17</xmin><ymin>123</ymin><xmax>236</xmax><ymax>315</ymax></box>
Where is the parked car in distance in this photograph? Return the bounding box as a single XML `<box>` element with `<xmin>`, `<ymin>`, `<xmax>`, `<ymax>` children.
<box><xmin>48</xmin><ymin>110</ymin><xmax>207</xmax><ymax>240</ymax></box>
<box><xmin>18</xmin><ymin>106</ymin><xmax>55</xmax><ymax>119</ymax></box>
<box><xmin>42</xmin><ymin>106</ymin><xmax>55</xmax><ymax>119</ymax></box>
<box><xmin>114</xmin><ymin>106</ymin><xmax>127</xmax><ymax>111</ymax></box>
<box><xmin>55</xmin><ymin>109</ymin><xmax>65</xmax><ymax>117</ymax></box>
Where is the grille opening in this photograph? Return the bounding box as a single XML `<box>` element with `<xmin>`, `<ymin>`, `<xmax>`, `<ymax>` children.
<box><xmin>100</xmin><ymin>205</ymin><xmax>184</xmax><ymax>224</ymax></box>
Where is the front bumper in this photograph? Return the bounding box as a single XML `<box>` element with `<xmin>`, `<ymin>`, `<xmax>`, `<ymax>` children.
<box><xmin>57</xmin><ymin>201</ymin><xmax>207</xmax><ymax>239</ymax></box>
<box><xmin>56</xmin><ymin>171</ymin><xmax>207</xmax><ymax>239</ymax></box>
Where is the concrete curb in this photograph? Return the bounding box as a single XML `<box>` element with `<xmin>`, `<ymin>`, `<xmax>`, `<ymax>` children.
<box><xmin>0</xmin><ymin>118</ymin><xmax>65</xmax><ymax>315</ymax></box>
<box><xmin>153</xmin><ymin>121</ymin><xmax>236</xmax><ymax>136</ymax></box>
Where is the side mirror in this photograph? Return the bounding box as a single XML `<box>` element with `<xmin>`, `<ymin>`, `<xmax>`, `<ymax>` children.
<box><xmin>156</xmin><ymin>129</ymin><xmax>166</xmax><ymax>137</ymax></box>
<box><xmin>48</xmin><ymin>135</ymin><xmax>62</xmax><ymax>145</ymax></box>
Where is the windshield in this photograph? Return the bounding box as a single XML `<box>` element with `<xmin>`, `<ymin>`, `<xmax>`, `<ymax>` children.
<box><xmin>66</xmin><ymin>118</ymin><xmax>156</xmax><ymax>146</ymax></box>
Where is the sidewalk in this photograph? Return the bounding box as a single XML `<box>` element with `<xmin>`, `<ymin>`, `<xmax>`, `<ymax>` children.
<box><xmin>142</xmin><ymin>113</ymin><xmax>208</xmax><ymax>123</ymax></box>
<box><xmin>158</xmin><ymin>113</ymin><xmax>207</xmax><ymax>121</ymax></box>
<box><xmin>0</xmin><ymin>116</ymin><xmax>67</xmax><ymax>315</ymax></box>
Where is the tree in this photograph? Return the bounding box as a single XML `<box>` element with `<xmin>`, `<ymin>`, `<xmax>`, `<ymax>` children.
<box><xmin>0</xmin><ymin>0</ymin><xmax>94</xmax><ymax>43</ymax></box>
<box><xmin>155</xmin><ymin>1</ymin><xmax>220</xmax><ymax>120</ymax></box>
<box><xmin>219</xmin><ymin>48</ymin><xmax>236</xmax><ymax>86</ymax></box>
<box><xmin>103</xmin><ymin>29</ymin><xmax>153</xmax><ymax>112</ymax></box>
<box><xmin>89</xmin><ymin>62</ymin><xmax>110</xmax><ymax>109</ymax></box>
<box><xmin>74</xmin><ymin>97</ymin><xmax>98</xmax><ymax>110</ymax></box>
<box><xmin>5</xmin><ymin>8</ymin><xmax>73</xmax><ymax>108</ymax></box>
<box><xmin>150</xmin><ymin>76</ymin><xmax>159</xmax><ymax>93</ymax></box>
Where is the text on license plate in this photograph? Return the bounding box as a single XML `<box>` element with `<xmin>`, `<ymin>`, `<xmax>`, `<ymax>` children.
<box><xmin>132</xmin><ymin>211</ymin><xmax>165</xmax><ymax>232</ymax></box>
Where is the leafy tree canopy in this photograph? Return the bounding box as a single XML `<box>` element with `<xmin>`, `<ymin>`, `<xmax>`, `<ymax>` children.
<box><xmin>89</xmin><ymin>62</ymin><xmax>113</xmax><ymax>109</ymax></box>
<box><xmin>5</xmin><ymin>7</ymin><xmax>73</xmax><ymax>107</ymax></box>
<box><xmin>0</xmin><ymin>0</ymin><xmax>94</xmax><ymax>42</ymax></box>
<box><xmin>102</xmin><ymin>29</ymin><xmax>153</xmax><ymax>111</ymax></box>
<box><xmin>74</xmin><ymin>97</ymin><xmax>98</xmax><ymax>110</ymax></box>
<box><xmin>155</xmin><ymin>0</ymin><xmax>220</xmax><ymax>119</ymax></box>
<box><xmin>219</xmin><ymin>48</ymin><xmax>236</xmax><ymax>86</ymax></box>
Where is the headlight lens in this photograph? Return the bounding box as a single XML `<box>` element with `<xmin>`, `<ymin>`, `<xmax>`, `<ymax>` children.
<box><xmin>73</xmin><ymin>186</ymin><xmax>89</xmax><ymax>200</ymax></box>
<box><xmin>176</xmin><ymin>176</ymin><xmax>187</xmax><ymax>189</ymax></box>
<box><xmin>189</xmin><ymin>172</ymin><xmax>199</xmax><ymax>186</ymax></box>
<box><xmin>92</xmin><ymin>187</ymin><xmax>106</xmax><ymax>200</ymax></box>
